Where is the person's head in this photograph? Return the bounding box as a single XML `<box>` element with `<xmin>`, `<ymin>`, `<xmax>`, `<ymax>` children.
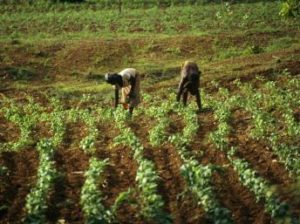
<box><xmin>182</xmin><ymin>61</ymin><xmax>201</xmax><ymax>76</ymax></box>
<box><xmin>105</xmin><ymin>73</ymin><xmax>122</xmax><ymax>85</ymax></box>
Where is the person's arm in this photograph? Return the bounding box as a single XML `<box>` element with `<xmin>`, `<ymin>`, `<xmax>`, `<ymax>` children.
<box><xmin>114</xmin><ymin>87</ymin><xmax>119</xmax><ymax>108</ymax></box>
<box><xmin>176</xmin><ymin>77</ymin><xmax>187</xmax><ymax>102</ymax></box>
<box><xmin>128</xmin><ymin>76</ymin><xmax>136</xmax><ymax>98</ymax></box>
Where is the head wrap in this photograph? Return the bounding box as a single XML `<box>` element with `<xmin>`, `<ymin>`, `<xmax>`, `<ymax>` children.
<box><xmin>105</xmin><ymin>73</ymin><xmax>121</xmax><ymax>85</ymax></box>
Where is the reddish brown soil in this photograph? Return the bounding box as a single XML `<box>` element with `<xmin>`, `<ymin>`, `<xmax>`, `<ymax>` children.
<box><xmin>129</xmin><ymin>117</ymin><xmax>210</xmax><ymax>224</ymax></box>
<box><xmin>0</xmin><ymin>116</ymin><xmax>20</xmax><ymax>143</ymax></box>
<box><xmin>1</xmin><ymin>38</ymin><xmax>300</xmax><ymax>223</ymax></box>
<box><xmin>1</xmin><ymin>32</ymin><xmax>299</xmax><ymax>88</ymax></box>
<box><xmin>44</xmin><ymin>122</ymin><xmax>90</xmax><ymax>224</ymax></box>
<box><xmin>95</xmin><ymin>121</ymin><xmax>142</xmax><ymax>224</ymax></box>
<box><xmin>46</xmin><ymin>147</ymin><xmax>89</xmax><ymax>224</ymax></box>
<box><xmin>1</xmin><ymin>91</ymin><xmax>300</xmax><ymax>223</ymax></box>
<box><xmin>229</xmin><ymin>108</ymin><xmax>300</xmax><ymax>217</ymax></box>
<box><xmin>33</xmin><ymin>121</ymin><xmax>53</xmax><ymax>140</ymax></box>
<box><xmin>188</xmin><ymin>109</ymin><xmax>273</xmax><ymax>224</ymax></box>
<box><xmin>0</xmin><ymin>149</ymin><xmax>39</xmax><ymax>224</ymax></box>
<box><xmin>229</xmin><ymin>109</ymin><xmax>292</xmax><ymax>186</ymax></box>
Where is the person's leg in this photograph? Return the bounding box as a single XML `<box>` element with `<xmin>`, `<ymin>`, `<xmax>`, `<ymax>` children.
<box><xmin>183</xmin><ymin>90</ymin><xmax>188</xmax><ymax>106</ymax></box>
<box><xmin>129</xmin><ymin>106</ymin><xmax>134</xmax><ymax>115</ymax></box>
<box><xmin>195</xmin><ymin>90</ymin><xmax>202</xmax><ymax>111</ymax></box>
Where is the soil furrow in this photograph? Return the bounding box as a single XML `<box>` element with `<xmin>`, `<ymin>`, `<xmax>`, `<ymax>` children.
<box><xmin>190</xmin><ymin>110</ymin><xmax>273</xmax><ymax>224</ymax></box>
<box><xmin>95</xmin><ymin>122</ymin><xmax>142</xmax><ymax>224</ymax></box>
<box><xmin>0</xmin><ymin>149</ymin><xmax>39</xmax><ymax>223</ymax></box>
<box><xmin>130</xmin><ymin>116</ymin><xmax>209</xmax><ymax>224</ymax></box>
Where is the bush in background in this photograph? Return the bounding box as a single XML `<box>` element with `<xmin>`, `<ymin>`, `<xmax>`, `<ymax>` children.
<box><xmin>51</xmin><ymin>0</ymin><xmax>85</xmax><ymax>2</ymax></box>
<box><xmin>279</xmin><ymin>0</ymin><xmax>300</xmax><ymax>17</ymax></box>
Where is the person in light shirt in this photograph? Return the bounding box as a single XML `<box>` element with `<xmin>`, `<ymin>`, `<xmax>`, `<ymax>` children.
<box><xmin>105</xmin><ymin>68</ymin><xmax>141</xmax><ymax>115</ymax></box>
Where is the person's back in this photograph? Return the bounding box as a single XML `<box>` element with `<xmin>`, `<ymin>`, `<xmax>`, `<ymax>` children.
<box><xmin>105</xmin><ymin>68</ymin><xmax>141</xmax><ymax>115</ymax></box>
<box><xmin>177</xmin><ymin>61</ymin><xmax>202</xmax><ymax>111</ymax></box>
<box><xmin>119</xmin><ymin>68</ymin><xmax>137</xmax><ymax>87</ymax></box>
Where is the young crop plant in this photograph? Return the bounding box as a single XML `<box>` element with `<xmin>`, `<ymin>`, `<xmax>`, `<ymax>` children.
<box><xmin>181</xmin><ymin>159</ymin><xmax>233</xmax><ymax>224</ymax></box>
<box><xmin>111</xmin><ymin>108</ymin><xmax>171</xmax><ymax>224</ymax></box>
<box><xmin>268</xmin><ymin>135</ymin><xmax>300</xmax><ymax>176</ymax></box>
<box><xmin>40</xmin><ymin>110</ymin><xmax>66</xmax><ymax>147</ymax></box>
<box><xmin>168</xmin><ymin>101</ymin><xmax>233</xmax><ymax>223</ymax></box>
<box><xmin>79</xmin><ymin>111</ymin><xmax>98</xmax><ymax>154</ymax></box>
<box><xmin>238</xmin><ymin>80</ymin><xmax>300</xmax><ymax>141</ymax></box>
<box><xmin>0</xmin><ymin>98</ymin><xmax>44</xmax><ymax>152</ymax></box>
<box><xmin>235</xmin><ymin>81</ymin><xmax>275</xmax><ymax>139</ymax></box>
<box><xmin>249</xmin><ymin>108</ymin><xmax>275</xmax><ymax>140</ymax></box>
<box><xmin>25</xmin><ymin>139</ymin><xmax>57</xmax><ymax>224</ymax></box>
<box><xmin>49</xmin><ymin>97</ymin><xmax>64</xmax><ymax>112</ymax></box>
<box><xmin>228</xmin><ymin>148</ymin><xmax>295</xmax><ymax>223</ymax></box>
<box><xmin>148</xmin><ymin>118</ymin><xmax>170</xmax><ymax>146</ymax></box>
<box><xmin>282</xmin><ymin>108</ymin><xmax>300</xmax><ymax>138</ymax></box>
<box><xmin>66</xmin><ymin>108</ymin><xmax>99</xmax><ymax>154</ymax></box>
<box><xmin>208</xmin><ymin>88</ymin><xmax>239</xmax><ymax>151</ymax></box>
<box><xmin>236</xmin><ymin>81</ymin><xmax>300</xmax><ymax>176</ymax></box>
<box><xmin>279</xmin><ymin>0</ymin><xmax>300</xmax><ymax>18</ymax></box>
<box><xmin>80</xmin><ymin>157</ymin><xmax>113</xmax><ymax>224</ymax></box>
<box><xmin>166</xmin><ymin>100</ymin><xmax>200</xmax><ymax>159</ymax></box>
<box><xmin>261</xmin><ymin>81</ymin><xmax>300</xmax><ymax>140</ymax></box>
<box><xmin>146</xmin><ymin>102</ymin><xmax>173</xmax><ymax>146</ymax></box>
<box><xmin>286</xmin><ymin>78</ymin><xmax>300</xmax><ymax>106</ymax></box>
<box><xmin>135</xmin><ymin>159</ymin><xmax>172</xmax><ymax>224</ymax></box>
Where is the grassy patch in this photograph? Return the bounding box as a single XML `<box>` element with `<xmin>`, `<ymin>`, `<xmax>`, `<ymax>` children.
<box><xmin>216</xmin><ymin>45</ymin><xmax>264</xmax><ymax>60</ymax></box>
<box><xmin>1</xmin><ymin>1</ymin><xmax>300</xmax><ymax>95</ymax></box>
<box><xmin>265</xmin><ymin>36</ymin><xmax>300</xmax><ymax>52</ymax></box>
<box><xmin>1</xmin><ymin>2</ymin><xmax>299</xmax><ymax>42</ymax></box>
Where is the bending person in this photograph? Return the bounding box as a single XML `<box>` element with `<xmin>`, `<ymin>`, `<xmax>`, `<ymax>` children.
<box><xmin>105</xmin><ymin>68</ymin><xmax>141</xmax><ymax>115</ymax></box>
<box><xmin>176</xmin><ymin>61</ymin><xmax>202</xmax><ymax>111</ymax></box>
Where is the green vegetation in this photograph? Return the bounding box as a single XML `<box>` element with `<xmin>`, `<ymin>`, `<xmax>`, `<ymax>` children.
<box><xmin>228</xmin><ymin>148</ymin><xmax>291</xmax><ymax>221</ymax></box>
<box><xmin>1</xmin><ymin>1</ymin><xmax>299</xmax><ymax>96</ymax></box>
<box><xmin>112</xmin><ymin>107</ymin><xmax>171</xmax><ymax>223</ymax></box>
<box><xmin>1</xmin><ymin>1</ymin><xmax>300</xmax><ymax>223</ymax></box>
<box><xmin>1</xmin><ymin>2</ymin><xmax>299</xmax><ymax>42</ymax></box>
<box><xmin>80</xmin><ymin>157</ymin><xmax>112</xmax><ymax>223</ymax></box>
<box><xmin>279</xmin><ymin>0</ymin><xmax>300</xmax><ymax>17</ymax></box>
<box><xmin>1</xmin><ymin>72</ymin><xmax>300</xmax><ymax>222</ymax></box>
<box><xmin>25</xmin><ymin>140</ymin><xmax>57</xmax><ymax>224</ymax></box>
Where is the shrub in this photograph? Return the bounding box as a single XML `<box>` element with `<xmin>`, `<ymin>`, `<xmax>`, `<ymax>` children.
<box><xmin>279</xmin><ymin>0</ymin><xmax>300</xmax><ymax>17</ymax></box>
<box><xmin>50</xmin><ymin>0</ymin><xmax>85</xmax><ymax>3</ymax></box>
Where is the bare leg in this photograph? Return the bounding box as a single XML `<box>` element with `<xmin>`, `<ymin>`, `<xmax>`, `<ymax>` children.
<box><xmin>183</xmin><ymin>91</ymin><xmax>188</xmax><ymax>107</ymax></box>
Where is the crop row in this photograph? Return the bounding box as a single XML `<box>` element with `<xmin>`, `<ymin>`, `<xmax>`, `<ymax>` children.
<box><xmin>108</xmin><ymin>107</ymin><xmax>171</xmax><ymax>223</ymax></box>
<box><xmin>144</xmin><ymin>93</ymin><xmax>233</xmax><ymax>223</ymax></box>
<box><xmin>0</xmin><ymin>97</ymin><xmax>44</xmax><ymax>151</ymax></box>
<box><xmin>206</xmin><ymin>86</ymin><xmax>296</xmax><ymax>222</ymax></box>
<box><xmin>24</xmin><ymin>139</ymin><xmax>57</xmax><ymax>223</ymax></box>
<box><xmin>228</xmin><ymin>148</ymin><xmax>294</xmax><ymax>223</ymax></box>
<box><xmin>236</xmin><ymin>81</ymin><xmax>300</xmax><ymax>176</ymax></box>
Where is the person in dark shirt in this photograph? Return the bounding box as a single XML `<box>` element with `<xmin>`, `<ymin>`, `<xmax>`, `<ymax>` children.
<box><xmin>176</xmin><ymin>61</ymin><xmax>202</xmax><ymax>111</ymax></box>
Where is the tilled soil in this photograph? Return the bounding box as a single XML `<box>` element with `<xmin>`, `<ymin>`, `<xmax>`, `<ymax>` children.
<box><xmin>1</xmin><ymin>78</ymin><xmax>300</xmax><ymax>223</ymax></box>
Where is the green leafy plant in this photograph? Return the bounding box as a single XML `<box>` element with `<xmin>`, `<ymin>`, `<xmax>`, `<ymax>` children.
<box><xmin>181</xmin><ymin>160</ymin><xmax>233</xmax><ymax>223</ymax></box>
<box><xmin>80</xmin><ymin>157</ymin><xmax>113</xmax><ymax>224</ymax></box>
<box><xmin>228</xmin><ymin>148</ymin><xmax>291</xmax><ymax>220</ymax></box>
<box><xmin>25</xmin><ymin>139</ymin><xmax>57</xmax><ymax>224</ymax></box>
<box><xmin>112</xmin><ymin>108</ymin><xmax>170</xmax><ymax>223</ymax></box>
<box><xmin>279</xmin><ymin>0</ymin><xmax>300</xmax><ymax>18</ymax></box>
<box><xmin>0</xmin><ymin>98</ymin><xmax>44</xmax><ymax>152</ymax></box>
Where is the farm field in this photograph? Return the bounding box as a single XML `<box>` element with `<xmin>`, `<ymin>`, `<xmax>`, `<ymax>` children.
<box><xmin>1</xmin><ymin>1</ymin><xmax>300</xmax><ymax>224</ymax></box>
